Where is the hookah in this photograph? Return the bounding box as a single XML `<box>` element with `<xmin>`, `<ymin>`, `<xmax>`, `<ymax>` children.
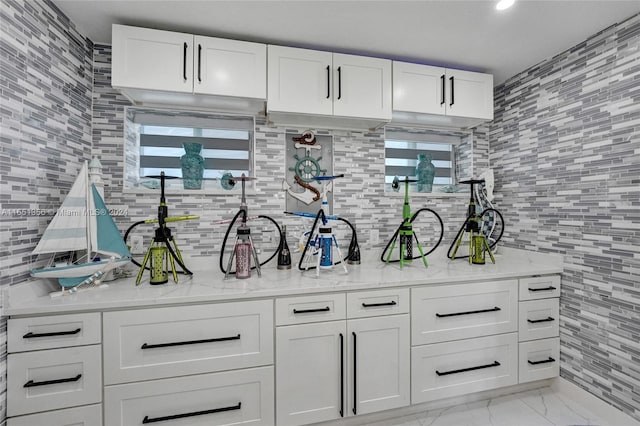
<box><xmin>124</xmin><ymin>172</ymin><xmax>199</xmax><ymax>285</ymax></box>
<box><xmin>381</xmin><ymin>176</ymin><xmax>444</xmax><ymax>268</ymax></box>
<box><xmin>286</xmin><ymin>174</ymin><xmax>360</xmax><ymax>276</ymax></box>
<box><xmin>447</xmin><ymin>179</ymin><xmax>505</xmax><ymax>264</ymax></box>
<box><xmin>218</xmin><ymin>173</ymin><xmax>282</xmax><ymax>279</ymax></box>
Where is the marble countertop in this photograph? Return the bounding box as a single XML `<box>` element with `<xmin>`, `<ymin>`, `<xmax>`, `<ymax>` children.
<box><xmin>3</xmin><ymin>247</ymin><xmax>563</xmax><ymax>316</ymax></box>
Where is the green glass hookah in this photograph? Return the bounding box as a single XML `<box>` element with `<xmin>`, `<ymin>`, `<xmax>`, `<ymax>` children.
<box><xmin>381</xmin><ymin>176</ymin><xmax>444</xmax><ymax>269</ymax></box>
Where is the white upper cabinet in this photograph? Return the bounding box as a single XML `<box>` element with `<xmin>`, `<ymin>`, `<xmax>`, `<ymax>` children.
<box><xmin>194</xmin><ymin>36</ymin><xmax>266</xmax><ymax>99</ymax></box>
<box><xmin>445</xmin><ymin>68</ymin><xmax>494</xmax><ymax>120</ymax></box>
<box><xmin>111</xmin><ymin>25</ymin><xmax>267</xmax><ymax>111</ymax></box>
<box><xmin>393</xmin><ymin>62</ymin><xmax>445</xmax><ymax>115</ymax></box>
<box><xmin>112</xmin><ymin>24</ymin><xmax>194</xmax><ymax>93</ymax></box>
<box><xmin>392</xmin><ymin>61</ymin><xmax>494</xmax><ymax>127</ymax></box>
<box><xmin>268</xmin><ymin>46</ymin><xmax>392</xmax><ymax>121</ymax></box>
<box><xmin>267</xmin><ymin>46</ymin><xmax>333</xmax><ymax>116</ymax></box>
<box><xmin>332</xmin><ymin>53</ymin><xmax>392</xmax><ymax>120</ymax></box>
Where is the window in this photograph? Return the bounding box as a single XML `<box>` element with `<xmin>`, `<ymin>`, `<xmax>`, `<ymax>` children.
<box><xmin>385</xmin><ymin>128</ymin><xmax>469</xmax><ymax>193</ymax></box>
<box><xmin>124</xmin><ymin>107</ymin><xmax>254</xmax><ymax>191</ymax></box>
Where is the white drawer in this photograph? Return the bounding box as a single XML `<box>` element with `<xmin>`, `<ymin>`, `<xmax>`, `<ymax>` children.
<box><xmin>411</xmin><ymin>333</ymin><xmax>518</xmax><ymax>404</ymax></box>
<box><xmin>7</xmin><ymin>404</ymin><xmax>102</xmax><ymax>426</ymax></box>
<box><xmin>411</xmin><ymin>280</ymin><xmax>518</xmax><ymax>345</ymax></box>
<box><xmin>7</xmin><ymin>345</ymin><xmax>102</xmax><ymax>417</ymax></box>
<box><xmin>519</xmin><ymin>338</ymin><xmax>560</xmax><ymax>383</ymax></box>
<box><xmin>104</xmin><ymin>366</ymin><xmax>274</xmax><ymax>426</ymax></box>
<box><xmin>276</xmin><ymin>293</ymin><xmax>345</xmax><ymax>325</ymax></box>
<box><xmin>519</xmin><ymin>275</ymin><xmax>560</xmax><ymax>300</ymax></box>
<box><xmin>103</xmin><ymin>299</ymin><xmax>273</xmax><ymax>385</ymax></box>
<box><xmin>8</xmin><ymin>313</ymin><xmax>101</xmax><ymax>353</ymax></box>
<box><xmin>519</xmin><ymin>298</ymin><xmax>559</xmax><ymax>342</ymax></box>
<box><xmin>347</xmin><ymin>288</ymin><xmax>409</xmax><ymax>319</ymax></box>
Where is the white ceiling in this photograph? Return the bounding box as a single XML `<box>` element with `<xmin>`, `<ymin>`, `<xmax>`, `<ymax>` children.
<box><xmin>53</xmin><ymin>0</ymin><xmax>640</xmax><ymax>85</ymax></box>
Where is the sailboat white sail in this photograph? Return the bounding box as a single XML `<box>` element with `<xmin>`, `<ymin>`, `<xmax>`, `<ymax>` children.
<box><xmin>31</xmin><ymin>162</ymin><xmax>131</xmax><ymax>288</ymax></box>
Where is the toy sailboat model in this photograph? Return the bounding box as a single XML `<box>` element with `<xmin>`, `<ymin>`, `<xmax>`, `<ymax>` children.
<box><xmin>31</xmin><ymin>162</ymin><xmax>131</xmax><ymax>290</ymax></box>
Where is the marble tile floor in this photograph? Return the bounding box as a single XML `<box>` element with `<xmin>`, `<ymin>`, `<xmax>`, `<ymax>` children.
<box><xmin>370</xmin><ymin>387</ymin><xmax>631</xmax><ymax>426</ymax></box>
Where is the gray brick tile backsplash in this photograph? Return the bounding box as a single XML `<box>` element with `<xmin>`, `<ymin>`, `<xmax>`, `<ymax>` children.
<box><xmin>491</xmin><ymin>12</ymin><xmax>640</xmax><ymax>420</ymax></box>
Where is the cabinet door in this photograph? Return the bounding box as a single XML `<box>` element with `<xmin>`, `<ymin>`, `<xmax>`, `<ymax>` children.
<box><xmin>194</xmin><ymin>36</ymin><xmax>266</xmax><ymax>99</ymax></box>
<box><xmin>333</xmin><ymin>53</ymin><xmax>392</xmax><ymax>120</ymax></box>
<box><xmin>267</xmin><ymin>45</ymin><xmax>333</xmax><ymax>115</ymax></box>
<box><xmin>276</xmin><ymin>321</ymin><xmax>346</xmax><ymax>426</ymax></box>
<box><xmin>444</xmin><ymin>69</ymin><xmax>493</xmax><ymax>120</ymax></box>
<box><xmin>347</xmin><ymin>315</ymin><xmax>410</xmax><ymax>416</ymax></box>
<box><xmin>392</xmin><ymin>61</ymin><xmax>445</xmax><ymax>115</ymax></box>
<box><xmin>111</xmin><ymin>24</ymin><xmax>193</xmax><ymax>93</ymax></box>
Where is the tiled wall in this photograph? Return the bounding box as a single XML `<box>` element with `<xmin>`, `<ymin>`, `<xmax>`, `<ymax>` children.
<box><xmin>490</xmin><ymin>13</ymin><xmax>640</xmax><ymax>420</ymax></box>
<box><xmin>0</xmin><ymin>0</ymin><xmax>94</xmax><ymax>422</ymax></box>
<box><xmin>93</xmin><ymin>44</ymin><xmax>488</xmax><ymax>266</ymax></box>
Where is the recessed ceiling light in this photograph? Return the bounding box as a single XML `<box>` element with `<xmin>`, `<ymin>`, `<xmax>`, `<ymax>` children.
<box><xmin>496</xmin><ymin>0</ymin><xmax>515</xmax><ymax>10</ymax></box>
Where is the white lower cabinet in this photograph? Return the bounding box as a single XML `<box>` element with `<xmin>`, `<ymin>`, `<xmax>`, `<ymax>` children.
<box><xmin>411</xmin><ymin>333</ymin><xmax>519</xmax><ymax>404</ymax></box>
<box><xmin>347</xmin><ymin>315</ymin><xmax>410</xmax><ymax>416</ymax></box>
<box><xmin>103</xmin><ymin>300</ymin><xmax>273</xmax><ymax>384</ymax></box>
<box><xmin>104</xmin><ymin>366</ymin><xmax>274</xmax><ymax>426</ymax></box>
<box><xmin>276</xmin><ymin>310</ymin><xmax>410</xmax><ymax>425</ymax></box>
<box><xmin>7</xmin><ymin>404</ymin><xmax>102</xmax><ymax>426</ymax></box>
<box><xmin>519</xmin><ymin>338</ymin><xmax>560</xmax><ymax>384</ymax></box>
<box><xmin>412</xmin><ymin>280</ymin><xmax>518</xmax><ymax>345</ymax></box>
<box><xmin>7</xmin><ymin>345</ymin><xmax>102</xmax><ymax>417</ymax></box>
<box><xmin>276</xmin><ymin>321</ymin><xmax>346</xmax><ymax>426</ymax></box>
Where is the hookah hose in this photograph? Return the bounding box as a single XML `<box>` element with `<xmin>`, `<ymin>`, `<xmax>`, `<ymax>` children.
<box><xmin>124</xmin><ymin>220</ymin><xmax>193</xmax><ymax>275</ymax></box>
<box><xmin>380</xmin><ymin>208</ymin><xmax>445</xmax><ymax>263</ymax></box>
<box><xmin>296</xmin><ymin>209</ymin><xmax>358</xmax><ymax>271</ymax></box>
<box><xmin>447</xmin><ymin>208</ymin><xmax>505</xmax><ymax>260</ymax></box>
<box><xmin>218</xmin><ymin>209</ymin><xmax>283</xmax><ymax>275</ymax></box>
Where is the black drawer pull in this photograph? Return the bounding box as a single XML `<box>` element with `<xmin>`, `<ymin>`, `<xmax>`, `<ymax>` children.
<box><xmin>24</xmin><ymin>373</ymin><xmax>82</xmax><ymax>388</ymax></box>
<box><xmin>527</xmin><ymin>316</ymin><xmax>555</xmax><ymax>324</ymax></box>
<box><xmin>528</xmin><ymin>286</ymin><xmax>556</xmax><ymax>292</ymax></box>
<box><xmin>362</xmin><ymin>301</ymin><xmax>396</xmax><ymax>308</ymax></box>
<box><xmin>141</xmin><ymin>334</ymin><xmax>240</xmax><ymax>350</ymax></box>
<box><xmin>293</xmin><ymin>306</ymin><xmax>330</xmax><ymax>314</ymax></box>
<box><xmin>142</xmin><ymin>402</ymin><xmax>241</xmax><ymax>424</ymax></box>
<box><xmin>528</xmin><ymin>357</ymin><xmax>555</xmax><ymax>365</ymax></box>
<box><xmin>23</xmin><ymin>328</ymin><xmax>81</xmax><ymax>339</ymax></box>
<box><xmin>436</xmin><ymin>361</ymin><xmax>500</xmax><ymax>376</ymax></box>
<box><xmin>436</xmin><ymin>306</ymin><xmax>501</xmax><ymax>318</ymax></box>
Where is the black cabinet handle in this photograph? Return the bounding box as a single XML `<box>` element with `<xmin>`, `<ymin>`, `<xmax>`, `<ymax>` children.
<box><xmin>293</xmin><ymin>306</ymin><xmax>330</xmax><ymax>314</ymax></box>
<box><xmin>337</xmin><ymin>66</ymin><xmax>342</xmax><ymax>100</ymax></box>
<box><xmin>436</xmin><ymin>306</ymin><xmax>501</xmax><ymax>318</ymax></box>
<box><xmin>23</xmin><ymin>328</ymin><xmax>81</xmax><ymax>339</ymax></box>
<box><xmin>528</xmin><ymin>357</ymin><xmax>555</xmax><ymax>365</ymax></box>
<box><xmin>436</xmin><ymin>361</ymin><xmax>500</xmax><ymax>376</ymax></box>
<box><xmin>528</xmin><ymin>286</ymin><xmax>556</xmax><ymax>292</ymax></box>
<box><xmin>527</xmin><ymin>316</ymin><xmax>555</xmax><ymax>324</ymax></box>
<box><xmin>352</xmin><ymin>331</ymin><xmax>357</xmax><ymax>415</ymax></box>
<box><xmin>326</xmin><ymin>65</ymin><xmax>331</xmax><ymax>99</ymax></box>
<box><xmin>24</xmin><ymin>373</ymin><xmax>82</xmax><ymax>388</ymax></box>
<box><xmin>142</xmin><ymin>402</ymin><xmax>241</xmax><ymax>424</ymax></box>
<box><xmin>362</xmin><ymin>301</ymin><xmax>396</xmax><ymax>308</ymax></box>
<box><xmin>141</xmin><ymin>334</ymin><xmax>240</xmax><ymax>349</ymax></box>
<box><xmin>440</xmin><ymin>74</ymin><xmax>445</xmax><ymax>105</ymax></box>
<box><xmin>449</xmin><ymin>76</ymin><xmax>454</xmax><ymax>106</ymax></box>
<box><xmin>183</xmin><ymin>42</ymin><xmax>188</xmax><ymax>81</ymax></box>
<box><xmin>339</xmin><ymin>333</ymin><xmax>344</xmax><ymax>417</ymax></box>
<box><xmin>197</xmin><ymin>44</ymin><xmax>202</xmax><ymax>82</ymax></box>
